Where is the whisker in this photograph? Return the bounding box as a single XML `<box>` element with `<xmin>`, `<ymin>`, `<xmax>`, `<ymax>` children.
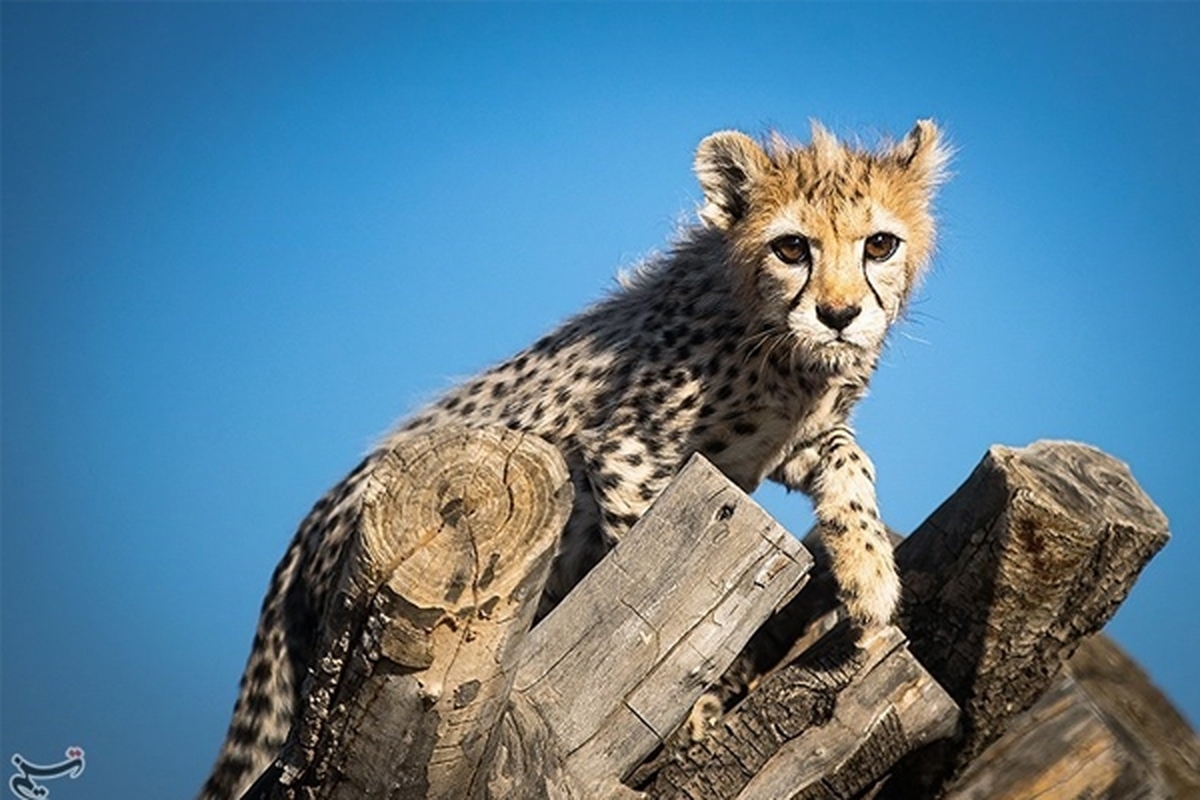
<box><xmin>759</xmin><ymin>331</ymin><xmax>791</xmax><ymax>371</ymax></box>
<box><xmin>742</xmin><ymin>330</ymin><xmax>776</xmax><ymax>362</ymax></box>
<box><xmin>898</xmin><ymin>330</ymin><xmax>932</xmax><ymax>346</ymax></box>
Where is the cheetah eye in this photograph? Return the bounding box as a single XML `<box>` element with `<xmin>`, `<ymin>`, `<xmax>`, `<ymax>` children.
<box><xmin>863</xmin><ymin>232</ymin><xmax>901</xmax><ymax>262</ymax></box>
<box><xmin>769</xmin><ymin>235</ymin><xmax>812</xmax><ymax>266</ymax></box>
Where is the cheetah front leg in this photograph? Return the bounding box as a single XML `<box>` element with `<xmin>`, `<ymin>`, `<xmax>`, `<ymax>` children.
<box><xmin>773</xmin><ymin>426</ymin><xmax>900</xmax><ymax>627</ymax></box>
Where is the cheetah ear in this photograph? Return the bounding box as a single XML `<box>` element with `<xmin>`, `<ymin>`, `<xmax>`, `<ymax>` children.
<box><xmin>694</xmin><ymin>131</ymin><xmax>770</xmax><ymax>230</ymax></box>
<box><xmin>891</xmin><ymin>119</ymin><xmax>951</xmax><ymax>189</ymax></box>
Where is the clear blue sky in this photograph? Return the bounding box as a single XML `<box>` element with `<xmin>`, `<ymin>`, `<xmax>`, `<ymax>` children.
<box><xmin>3</xmin><ymin>3</ymin><xmax>1198</xmax><ymax>797</ymax></box>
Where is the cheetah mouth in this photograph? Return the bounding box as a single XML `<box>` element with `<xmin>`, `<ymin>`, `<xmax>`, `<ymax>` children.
<box><xmin>801</xmin><ymin>337</ymin><xmax>874</xmax><ymax>373</ymax></box>
<box><xmin>818</xmin><ymin>333</ymin><xmax>863</xmax><ymax>351</ymax></box>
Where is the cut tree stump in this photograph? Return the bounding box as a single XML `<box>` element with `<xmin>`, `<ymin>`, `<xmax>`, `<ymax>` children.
<box><xmin>250</xmin><ymin>426</ymin><xmax>573</xmax><ymax>799</ymax></box>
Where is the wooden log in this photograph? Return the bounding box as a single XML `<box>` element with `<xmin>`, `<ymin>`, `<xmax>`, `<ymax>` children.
<box><xmin>646</xmin><ymin>624</ymin><xmax>958</xmax><ymax>800</ymax></box>
<box><xmin>245</xmin><ymin>434</ymin><xmax>1177</xmax><ymax>800</ymax></box>
<box><xmin>943</xmin><ymin>633</ymin><xmax>1200</xmax><ymax>799</ymax></box>
<box><xmin>511</xmin><ymin>454</ymin><xmax>813</xmax><ymax>796</ymax></box>
<box><xmin>255</xmin><ymin>426</ymin><xmax>573</xmax><ymax>799</ymax></box>
<box><xmin>482</xmin><ymin>691</ymin><xmax>587</xmax><ymax>800</ymax></box>
<box><xmin>1065</xmin><ymin>634</ymin><xmax>1200</xmax><ymax>798</ymax></box>
<box><xmin>740</xmin><ymin>626</ymin><xmax>957</xmax><ymax>800</ymax></box>
<box><xmin>941</xmin><ymin>672</ymin><xmax>1167</xmax><ymax>799</ymax></box>
<box><xmin>880</xmin><ymin>440</ymin><xmax>1171</xmax><ymax>798</ymax></box>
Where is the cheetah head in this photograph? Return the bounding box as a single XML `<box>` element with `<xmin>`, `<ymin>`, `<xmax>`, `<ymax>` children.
<box><xmin>694</xmin><ymin>120</ymin><xmax>949</xmax><ymax>374</ymax></box>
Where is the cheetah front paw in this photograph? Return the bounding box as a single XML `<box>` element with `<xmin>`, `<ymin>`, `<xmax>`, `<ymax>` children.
<box><xmin>841</xmin><ymin>555</ymin><xmax>901</xmax><ymax>628</ymax></box>
<box><xmin>821</xmin><ymin>518</ymin><xmax>901</xmax><ymax>628</ymax></box>
<box><xmin>685</xmin><ymin>692</ymin><xmax>724</xmax><ymax>742</ymax></box>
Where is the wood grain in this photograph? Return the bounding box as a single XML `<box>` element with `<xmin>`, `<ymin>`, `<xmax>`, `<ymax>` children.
<box><xmin>513</xmin><ymin>453</ymin><xmax>814</xmax><ymax>793</ymax></box>
<box><xmin>256</xmin><ymin>426</ymin><xmax>572</xmax><ymax>799</ymax></box>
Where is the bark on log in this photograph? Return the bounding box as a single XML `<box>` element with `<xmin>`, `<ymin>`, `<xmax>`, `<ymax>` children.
<box><xmin>646</xmin><ymin>624</ymin><xmax>958</xmax><ymax>800</ymax></box>
<box><xmin>512</xmin><ymin>453</ymin><xmax>813</xmax><ymax>796</ymax></box>
<box><xmin>256</xmin><ymin>426</ymin><xmax>573</xmax><ymax>799</ymax></box>
<box><xmin>880</xmin><ymin>440</ymin><xmax>1171</xmax><ymax>798</ymax></box>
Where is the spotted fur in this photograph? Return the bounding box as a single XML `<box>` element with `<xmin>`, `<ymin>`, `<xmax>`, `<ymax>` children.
<box><xmin>199</xmin><ymin>120</ymin><xmax>949</xmax><ymax>799</ymax></box>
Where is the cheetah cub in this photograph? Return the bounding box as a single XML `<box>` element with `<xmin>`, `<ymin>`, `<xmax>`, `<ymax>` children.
<box><xmin>200</xmin><ymin>120</ymin><xmax>948</xmax><ymax>799</ymax></box>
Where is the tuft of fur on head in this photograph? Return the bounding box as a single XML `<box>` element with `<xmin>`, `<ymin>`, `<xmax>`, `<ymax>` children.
<box><xmin>693</xmin><ymin>120</ymin><xmax>950</xmax><ymax>373</ymax></box>
<box><xmin>696</xmin><ymin>121</ymin><xmax>949</xmax><ymax>267</ymax></box>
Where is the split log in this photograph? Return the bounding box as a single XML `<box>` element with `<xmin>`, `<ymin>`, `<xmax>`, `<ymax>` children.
<box><xmin>252</xmin><ymin>426</ymin><xmax>573</xmax><ymax>799</ymax></box>
<box><xmin>510</xmin><ymin>453</ymin><xmax>814</xmax><ymax>796</ymax></box>
<box><xmin>879</xmin><ymin>440</ymin><xmax>1171</xmax><ymax>797</ymax></box>
<box><xmin>943</xmin><ymin>670</ymin><xmax>1165</xmax><ymax>799</ymax></box>
<box><xmin>1064</xmin><ymin>634</ymin><xmax>1200</xmax><ymax>798</ymax></box>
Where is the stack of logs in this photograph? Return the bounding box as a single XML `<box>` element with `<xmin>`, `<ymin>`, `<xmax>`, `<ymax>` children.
<box><xmin>244</xmin><ymin>427</ymin><xmax>1198</xmax><ymax>799</ymax></box>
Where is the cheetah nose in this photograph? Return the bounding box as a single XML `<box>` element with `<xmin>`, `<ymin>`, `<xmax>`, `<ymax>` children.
<box><xmin>816</xmin><ymin>303</ymin><xmax>861</xmax><ymax>332</ymax></box>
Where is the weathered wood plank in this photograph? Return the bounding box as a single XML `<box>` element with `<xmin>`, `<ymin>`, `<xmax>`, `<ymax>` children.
<box><xmin>257</xmin><ymin>426</ymin><xmax>573</xmax><ymax>799</ymax></box>
<box><xmin>513</xmin><ymin>453</ymin><xmax>813</xmax><ymax>792</ymax></box>
<box><xmin>882</xmin><ymin>440</ymin><xmax>1171</xmax><ymax>798</ymax></box>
